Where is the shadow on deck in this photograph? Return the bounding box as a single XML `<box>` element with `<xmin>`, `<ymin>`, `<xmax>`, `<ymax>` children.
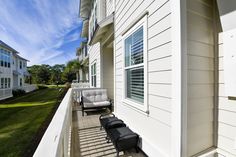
<box><xmin>71</xmin><ymin>105</ymin><xmax>146</xmax><ymax>157</ymax></box>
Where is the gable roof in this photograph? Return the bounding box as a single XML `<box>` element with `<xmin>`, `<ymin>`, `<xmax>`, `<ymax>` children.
<box><xmin>0</xmin><ymin>40</ymin><xmax>19</xmax><ymax>53</ymax></box>
<box><xmin>16</xmin><ymin>54</ymin><xmax>29</xmax><ymax>62</ymax></box>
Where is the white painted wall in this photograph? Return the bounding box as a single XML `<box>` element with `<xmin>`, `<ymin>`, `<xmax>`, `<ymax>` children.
<box><xmin>186</xmin><ymin>0</ymin><xmax>216</xmax><ymax>156</ymax></box>
<box><xmin>217</xmin><ymin>33</ymin><xmax>236</xmax><ymax>156</ymax></box>
<box><xmin>102</xmin><ymin>47</ymin><xmax>114</xmax><ymax>99</ymax></box>
<box><xmin>106</xmin><ymin>0</ymin><xmax>114</xmax><ymax>17</ymax></box>
<box><xmin>97</xmin><ymin>0</ymin><xmax>106</xmax><ymax>22</ymax></box>
<box><xmin>89</xmin><ymin>43</ymin><xmax>101</xmax><ymax>88</ymax></box>
<box><xmin>114</xmin><ymin>0</ymin><xmax>172</xmax><ymax>156</ymax></box>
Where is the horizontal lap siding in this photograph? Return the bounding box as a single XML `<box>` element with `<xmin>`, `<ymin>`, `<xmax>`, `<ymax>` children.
<box><xmin>114</xmin><ymin>0</ymin><xmax>172</xmax><ymax>156</ymax></box>
<box><xmin>106</xmin><ymin>0</ymin><xmax>113</xmax><ymax>16</ymax></box>
<box><xmin>186</xmin><ymin>0</ymin><xmax>215</xmax><ymax>156</ymax></box>
<box><xmin>89</xmin><ymin>43</ymin><xmax>101</xmax><ymax>87</ymax></box>
<box><xmin>102</xmin><ymin>48</ymin><xmax>114</xmax><ymax>99</ymax></box>
<box><xmin>217</xmin><ymin>33</ymin><xmax>236</xmax><ymax>156</ymax></box>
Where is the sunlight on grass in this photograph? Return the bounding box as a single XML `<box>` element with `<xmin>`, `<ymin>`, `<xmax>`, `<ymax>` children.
<box><xmin>0</xmin><ymin>87</ymin><xmax>64</xmax><ymax>157</ymax></box>
<box><xmin>0</xmin><ymin>101</ymin><xmax>56</xmax><ymax>108</ymax></box>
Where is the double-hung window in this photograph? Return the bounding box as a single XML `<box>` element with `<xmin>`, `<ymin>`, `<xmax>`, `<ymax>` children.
<box><xmin>0</xmin><ymin>78</ymin><xmax>4</xmax><ymax>88</ymax></box>
<box><xmin>122</xmin><ymin>15</ymin><xmax>148</xmax><ymax>112</ymax></box>
<box><xmin>8</xmin><ymin>78</ymin><xmax>10</xmax><ymax>88</ymax></box>
<box><xmin>91</xmin><ymin>62</ymin><xmax>96</xmax><ymax>87</ymax></box>
<box><xmin>5</xmin><ymin>78</ymin><xmax>7</xmax><ymax>88</ymax></box>
<box><xmin>20</xmin><ymin>78</ymin><xmax>23</xmax><ymax>87</ymax></box>
<box><xmin>20</xmin><ymin>61</ymin><xmax>22</xmax><ymax>69</ymax></box>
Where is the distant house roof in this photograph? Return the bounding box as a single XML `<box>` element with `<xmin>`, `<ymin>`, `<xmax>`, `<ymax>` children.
<box><xmin>15</xmin><ymin>54</ymin><xmax>29</xmax><ymax>62</ymax></box>
<box><xmin>0</xmin><ymin>40</ymin><xmax>19</xmax><ymax>53</ymax></box>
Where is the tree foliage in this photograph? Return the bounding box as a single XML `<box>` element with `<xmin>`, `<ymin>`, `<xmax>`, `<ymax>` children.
<box><xmin>27</xmin><ymin>59</ymin><xmax>85</xmax><ymax>85</ymax></box>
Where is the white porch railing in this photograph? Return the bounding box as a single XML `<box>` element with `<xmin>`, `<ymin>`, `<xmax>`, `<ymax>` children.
<box><xmin>0</xmin><ymin>89</ymin><xmax>12</xmax><ymax>100</ymax></box>
<box><xmin>13</xmin><ymin>84</ymin><xmax>37</xmax><ymax>93</ymax></box>
<box><xmin>22</xmin><ymin>84</ymin><xmax>37</xmax><ymax>93</ymax></box>
<box><xmin>33</xmin><ymin>88</ymin><xmax>73</xmax><ymax>157</ymax></box>
<box><xmin>71</xmin><ymin>82</ymin><xmax>90</xmax><ymax>88</ymax></box>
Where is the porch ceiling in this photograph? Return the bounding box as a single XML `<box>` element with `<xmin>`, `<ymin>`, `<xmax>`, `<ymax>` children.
<box><xmin>89</xmin><ymin>14</ymin><xmax>114</xmax><ymax>45</ymax></box>
<box><xmin>79</xmin><ymin>0</ymin><xmax>91</xmax><ymax>19</ymax></box>
<box><xmin>79</xmin><ymin>0</ymin><xmax>91</xmax><ymax>38</ymax></box>
<box><xmin>217</xmin><ymin>0</ymin><xmax>236</xmax><ymax>31</ymax></box>
<box><xmin>81</xmin><ymin>20</ymin><xmax>89</xmax><ymax>38</ymax></box>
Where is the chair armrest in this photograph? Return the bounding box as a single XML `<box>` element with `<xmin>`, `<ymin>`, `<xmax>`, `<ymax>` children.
<box><xmin>99</xmin><ymin>113</ymin><xmax>115</xmax><ymax>120</ymax></box>
<box><xmin>108</xmin><ymin>98</ymin><xmax>113</xmax><ymax>105</ymax></box>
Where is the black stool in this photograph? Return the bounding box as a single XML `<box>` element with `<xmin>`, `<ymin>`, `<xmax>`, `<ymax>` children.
<box><xmin>99</xmin><ymin>114</ymin><xmax>126</xmax><ymax>140</ymax></box>
<box><xmin>107</xmin><ymin>127</ymin><xmax>139</xmax><ymax>157</ymax></box>
<box><xmin>99</xmin><ymin>114</ymin><xmax>125</xmax><ymax>130</ymax></box>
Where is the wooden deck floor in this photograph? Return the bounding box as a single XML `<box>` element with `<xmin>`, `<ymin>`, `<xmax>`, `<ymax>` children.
<box><xmin>71</xmin><ymin>106</ymin><xmax>146</xmax><ymax>157</ymax></box>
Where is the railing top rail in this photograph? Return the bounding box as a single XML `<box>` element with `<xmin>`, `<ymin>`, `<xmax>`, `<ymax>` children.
<box><xmin>33</xmin><ymin>88</ymin><xmax>72</xmax><ymax>157</ymax></box>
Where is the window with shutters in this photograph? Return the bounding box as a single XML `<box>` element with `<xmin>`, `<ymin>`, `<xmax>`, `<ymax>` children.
<box><xmin>122</xmin><ymin>15</ymin><xmax>148</xmax><ymax>112</ymax></box>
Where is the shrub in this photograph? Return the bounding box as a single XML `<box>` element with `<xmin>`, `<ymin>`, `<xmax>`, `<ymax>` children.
<box><xmin>64</xmin><ymin>82</ymin><xmax>71</xmax><ymax>90</ymax></box>
<box><xmin>13</xmin><ymin>89</ymin><xmax>26</xmax><ymax>97</ymax></box>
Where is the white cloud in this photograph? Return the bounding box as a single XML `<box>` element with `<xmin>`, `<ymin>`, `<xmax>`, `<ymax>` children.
<box><xmin>0</xmin><ymin>0</ymin><xmax>81</xmax><ymax>66</ymax></box>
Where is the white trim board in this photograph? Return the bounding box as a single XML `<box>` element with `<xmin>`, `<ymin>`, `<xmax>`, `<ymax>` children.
<box><xmin>171</xmin><ymin>0</ymin><xmax>188</xmax><ymax>157</ymax></box>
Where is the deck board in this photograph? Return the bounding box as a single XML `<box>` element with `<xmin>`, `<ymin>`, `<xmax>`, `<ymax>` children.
<box><xmin>71</xmin><ymin>106</ymin><xmax>146</xmax><ymax>157</ymax></box>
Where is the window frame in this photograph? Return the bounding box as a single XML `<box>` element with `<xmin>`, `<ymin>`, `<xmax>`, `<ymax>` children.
<box><xmin>8</xmin><ymin>78</ymin><xmax>11</xmax><ymax>88</ymax></box>
<box><xmin>19</xmin><ymin>61</ymin><xmax>22</xmax><ymax>69</ymax></box>
<box><xmin>1</xmin><ymin>78</ymin><xmax>4</xmax><ymax>89</ymax></box>
<box><xmin>122</xmin><ymin>15</ymin><xmax>148</xmax><ymax>112</ymax></box>
<box><xmin>91</xmin><ymin>62</ymin><xmax>97</xmax><ymax>87</ymax></box>
<box><xmin>20</xmin><ymin>78</ymin><xmax>23</xmax><ymax>87</ymax></box>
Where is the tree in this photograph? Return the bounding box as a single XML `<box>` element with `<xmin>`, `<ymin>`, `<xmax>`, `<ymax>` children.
<box><xmin>27</xmin><ymin>65</ymin><xmax>51</xmax><ymax>84</ymax></box>
<box><xmin>27</xmin><ymin>60</ymin><xmax>84</xmax><ymax>84</ymax></box>
<box><xmin>65</xmin><ymin>59</ymin><xmax>82</xmax><ymax>81</ymax></box>
<box><xmin>50</xmin><ymin>64</ymin><xmax>65</xmax><ymax>84</ymax></box>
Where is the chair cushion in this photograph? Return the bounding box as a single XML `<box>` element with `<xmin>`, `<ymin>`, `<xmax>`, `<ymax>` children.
<box><xmin>108</xmin><ymin>127</ymin><xmax>138</xmax><ymax>142</ymax></box>
<box><xmin>83</xmin><ymin>100</ymin><xmax>110</xmax><ymax>108</ymax></box>
<box><xmin>108</xmin><ymin>127</ymin><xmax>139</xmax><ymax>152</ymax></box>
<box><xmin>104</xmin><ymin>120</ymin><xmax>126</xmax><ymax>130</ymax></box>
<box><xmin>100</xmin><ymin>117</ymin><xmax>125</xmax><ymax>130</ymax></box>
<box><xmin>82</xmin><ymin>89</ymin><xmax>108</xmax><ymax>103</ymax></box>
<box><xmin>100</xmin><ymin>117</ymin><xmax>118</xmax><ymax>127</ymax></box>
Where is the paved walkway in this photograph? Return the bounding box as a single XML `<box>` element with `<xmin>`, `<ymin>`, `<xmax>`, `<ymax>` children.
<box><xmin>71</xmin><ymin>106</ymin><xmax>146</xmax><ymax>157</ymax></box>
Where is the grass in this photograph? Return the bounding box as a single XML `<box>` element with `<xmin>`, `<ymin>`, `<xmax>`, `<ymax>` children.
<box><xmin>0</xmin><ymin>87</ymin><xmax>66</xmax><ymax>157</ymax></box>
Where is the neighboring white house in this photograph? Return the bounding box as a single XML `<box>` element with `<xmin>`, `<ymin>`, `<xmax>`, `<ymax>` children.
<box><xmin>76</xmin><ymin>42</ymin><xmax>89</xmax><ymax>82</ymax></box>
<box><xmin>78</xmin><ymin>0</ymin><xmax>236</xmax><ymax>156</ymax></box>
<box><xmin>80</xmin><ymin>0</ymin><xmax>114</xmax><ymax>99</ymax></box>
<box><xmin>0</xmin><ymin>40</ymin><xmax>35</xmax><ymax>100</ymax></box>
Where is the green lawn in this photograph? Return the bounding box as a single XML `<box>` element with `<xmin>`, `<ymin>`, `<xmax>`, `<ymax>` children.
<box><xmin>0</xmin><ymin>87</ymin><xmax>65</xmax><ymax>157</ymax></box>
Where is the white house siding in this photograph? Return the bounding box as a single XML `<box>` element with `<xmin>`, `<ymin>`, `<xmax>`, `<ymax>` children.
<box><xmin>217</xmin><ymin>33</ymin><xmax>236</xmax><ymax>156</ymax></box>
<box><xmin>89</xmin><ymin>43</ymin><xmax>101</xmax><ymax>88</ymax></box>
<box><xmin>102</xmin><ymin>47</ymin><xmax>114</xmax><ymax>99</ymax></box>
<box><xmin>186</xmin><ymin>0</ymin><xmax>216</xmax><ymax>156</ymax></box>
<box><xmin>105</xmin><ymin>0</ymin><xmax>114</xmax><ymax>17</ymax></box>
<box><xmin>114</xmin><ymin>0</ymin><xmax>172</xmax><ymax>156</ymax></box>
<box><xmin>97</xmin><ymin>0</ymin><xmax>106</xmax><ymax>22</ymax></box>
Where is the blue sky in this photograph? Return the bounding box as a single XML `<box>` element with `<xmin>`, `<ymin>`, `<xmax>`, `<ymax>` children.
<box><xmin>0</xmin><ymin>0</ymin><xmax>84</xmax><ymax>66</ymax></box>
